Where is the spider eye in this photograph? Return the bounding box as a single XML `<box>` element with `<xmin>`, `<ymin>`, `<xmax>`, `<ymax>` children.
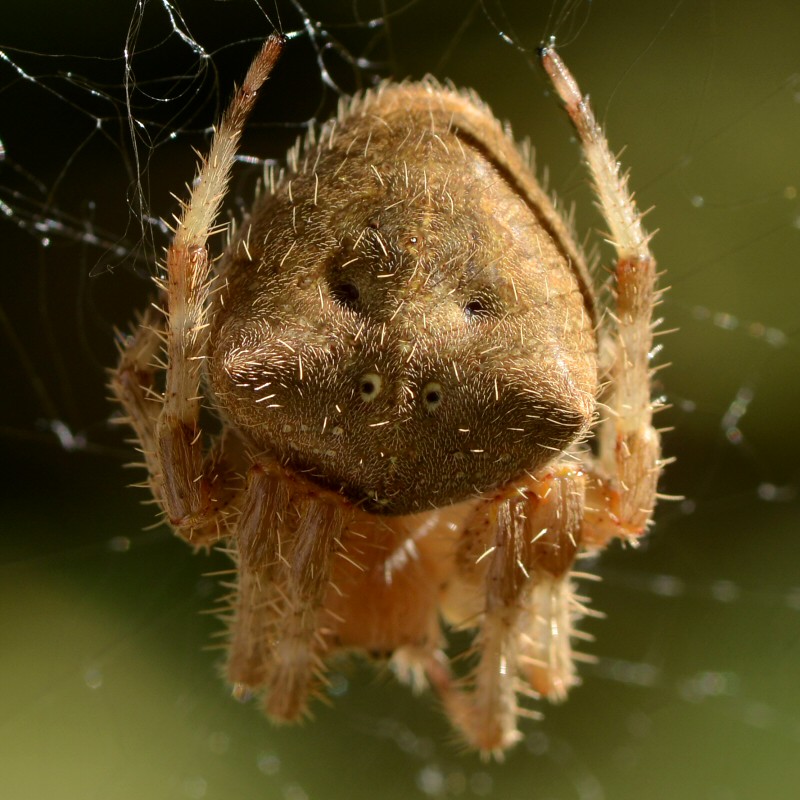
<box><xmin>422</xmin><ymin>382</ymin><xmax>443</xmax><ymax>412</ymax></box>
<box><xmin>330</xmin><ymin>281</ymin><xmax>360</xmax><ymax>308</ymax></box>
<box><xmin>359</xmin><ymin>373</ymin><xmax>382</xmax><ymax>402</ymax></box>
<box><xmin>464</xmin><ymin>298</ymin><xmax>488</xmax><ymax>320</ymax></box>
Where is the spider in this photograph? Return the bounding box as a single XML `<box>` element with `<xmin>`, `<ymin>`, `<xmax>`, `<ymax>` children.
<box><xmin>111</xmin><ymin>34</ymin><xmax>664</xmax><ymax>757</ymax></box>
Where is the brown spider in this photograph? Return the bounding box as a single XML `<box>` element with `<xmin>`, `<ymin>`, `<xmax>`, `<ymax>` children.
<box><xmin>111</xmin><ymin>34</ymin><xmax>664</xmax><ymax>757</ymax></box>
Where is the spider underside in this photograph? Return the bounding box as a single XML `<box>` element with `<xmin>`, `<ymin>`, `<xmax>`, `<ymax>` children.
<box><xmin>111</xmin><ymin>35</ymin><xmax>663</xmax><ymax>757</ymax></box>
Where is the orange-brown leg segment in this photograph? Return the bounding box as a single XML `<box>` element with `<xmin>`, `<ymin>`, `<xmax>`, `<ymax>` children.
<box><xmin>111</xmin><ymin>309</ymin><xmax>238</xmax><ymax>546</ymax></box>
<box><xmin>152</xmin><ymin>37</ymin><xmax>284</xmax><ymax>539</ymax></box>
<box><xmin>111</xmin><ymin>309</ymin><xmax>165</xmax><ymax>503</ymax></box>
<box><xmin>514</xmin><ymin>468</ymin><xmax>587</xmax><ymax>702</ymax></box>
<box><xmin>542</xmin><ymin>46</ymin><xmax>663</xmax><ymax>547</ymax></box>
<box><xmin>226</xmin><ymin>463</ymin><xmax>289</xmax><ymax>692</ymax></box>
<box><xmin>438</xmin><ymin>466</ymin><xmax>587</xmax><ymax>757</ymax></box>
<box><xmin>226</xmin><ymin>462</ymin><xmax>351</xmax><ymax>721</ymax></box>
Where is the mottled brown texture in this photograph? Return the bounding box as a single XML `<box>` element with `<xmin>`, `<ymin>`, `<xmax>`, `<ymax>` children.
<box><xmin>208</xmin><ymin>81</ymin><xmax>597</xmax><ymax>514</ymax></box>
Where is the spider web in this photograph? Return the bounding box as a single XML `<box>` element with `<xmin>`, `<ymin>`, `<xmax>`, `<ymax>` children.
<box><xmin>1</xmin><ymin>2</ymin><xmax>799</xmax><ymax>799</ymax></box>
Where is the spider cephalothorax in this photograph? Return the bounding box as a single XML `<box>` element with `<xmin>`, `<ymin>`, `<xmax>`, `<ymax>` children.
<box><xmin>112</xmin><ymin>35</ymin><xmax>664</xmax><ymax>756</ymax></box>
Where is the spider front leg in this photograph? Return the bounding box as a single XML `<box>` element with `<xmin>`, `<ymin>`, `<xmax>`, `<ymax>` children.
<box><xmin>542</xmin><ymin>46</ymin><xmax>663</xmax><ymax>544</ymax></box>
<box><xmin>149</xmin><ymin>36</ymin><xmax>284</xmax><ymax>540</ymax></box>
<box><xmin>443</xmin><ymin>467</ymin><xmax>586</xmax><ymax>757</ymax></box>
<box><xmin>111</xmin><ymin>308</ymin><xmax>243</xmax><ymax>545</ymax></box>
<box><xmin>227</xmin><ymin>462</ymin><xmax>350</xmax><ymax>720</ymax></box>
<box><xmin>111</xmin><ymin>308</ymin><xmax>168</xmax><ymax>502</ymax></box>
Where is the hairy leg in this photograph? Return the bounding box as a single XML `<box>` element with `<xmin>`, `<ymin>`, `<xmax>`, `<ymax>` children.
<box><xmin>542</xmin><ymin>46</ymin><xmax>663</xmax><ymax>546</ymax></box>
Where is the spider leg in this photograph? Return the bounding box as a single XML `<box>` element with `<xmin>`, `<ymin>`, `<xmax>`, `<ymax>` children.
<box><xmin>542</xmin><ymin>46</ymin><xmax>662</xmax><ymax>544</ymax></box>
<box><xmin>264</xmin><ymin>488</ymin><xmax>348</xmax><ymax>720</ymax></box>
<box><xmin>227</xmin><ymin>462</ymin><xmax>350</xmax><ymax>721</ymax></box>
<box><xmin>438</xmin><ymin>467</ymin><xmax>585</xmax><ymax>757</ymax></box>
<box><xmin>111</xmin><ymin>309</ymin><xmax>238</xmax><ymax>545</ymax></box>
<box><xmin>226</xmin><ymin>463</ymin><xmax>289</xmax><ymax>690</ymax></box>
<box><xmin>513</xmin><ymin>468</ymin><xmax>587</xmax><ymax>703</ymax></box>
<box><xmin>111</xmin><ymin>308</ymin><xmax>164</xmax><ymax>501</ymax></box>
<box><xmin>152</xmin><ymin>36</ymin><xmax>284</xmax><ymax>538</ymax></box>
<box><xmin>460</xmin><ymin>493</ymin><xmax>534</xmax><ymax>755</ymax></box>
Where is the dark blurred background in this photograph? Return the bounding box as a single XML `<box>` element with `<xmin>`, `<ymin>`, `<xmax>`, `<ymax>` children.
<box><xmin>2</xmin><ymin>2</ymin><xmax>799</xmax><ymax>799</ymax></box>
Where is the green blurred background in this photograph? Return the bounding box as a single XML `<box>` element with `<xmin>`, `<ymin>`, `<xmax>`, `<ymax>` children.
<box><xmin>2</xmin><ymin>1</ymin><xmax>799</xmax><ymax>798</ymax></box>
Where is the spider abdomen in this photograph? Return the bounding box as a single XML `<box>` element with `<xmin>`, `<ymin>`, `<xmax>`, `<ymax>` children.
<box><xmin>208</xmin><ymin>82</ymin><xmax>596</xmax><ymax>513</ymax></box>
